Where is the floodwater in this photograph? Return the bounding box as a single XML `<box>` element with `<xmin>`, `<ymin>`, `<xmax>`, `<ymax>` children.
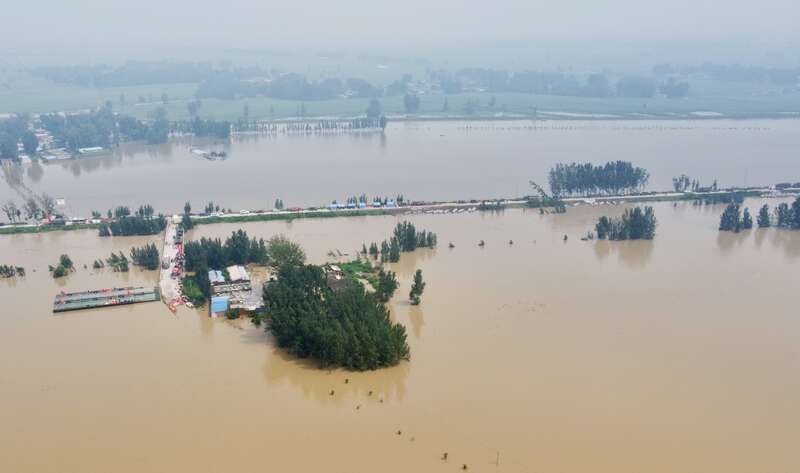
<box><xmin>2</xmin><ymin>119</ymin><xmax>800</xmax><ymax>215</ymax></box>
<box><xmin>1</xmin><ymin>199</ymin><xmax>799</xmax><ymax>473</ymax></box>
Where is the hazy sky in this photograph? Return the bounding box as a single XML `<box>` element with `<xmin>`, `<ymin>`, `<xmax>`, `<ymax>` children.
<box><xmin>2</xmin><ymin>0</ymin><xmax>799</xmax><ymax>64</ymax></box>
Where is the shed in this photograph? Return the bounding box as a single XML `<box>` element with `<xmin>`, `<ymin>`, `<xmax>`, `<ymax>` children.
<box><xmin>227</xmin><ymin>265</ymin><xmax>250</xmax><ymax>282</ymax></box>
<box><xmin>210</xmin><ymin>295</ymin><xmax>230</xmax><ymax>314</ymax></box>
<box><xmin>208</xmin><ymin>270</ymin><xmax>226</xmax><ymax>285</ymax></box>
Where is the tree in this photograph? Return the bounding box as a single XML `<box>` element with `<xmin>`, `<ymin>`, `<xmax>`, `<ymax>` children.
<box><xmin>182</xmin><ymin>201</ymin><xmax>194</xmax><ymax>230</ymax></box>
<box><xmin>672</xmin><ymin>174</ymin><xmax>691</xmax><ymax>192</ymax></box>
<box><xmin>775</xmin><ymin>203</ymin><xmax>792</xmax><ymax>228</ymax></box>
<box><xmin>23</xmin><ymin>198</ymin><xmax>41</xmax><ymax>220</ymax></box>
<box><xmin>366</xmin><ymin>98</ymin><xmax>382</xmax><ymax>119</ymax></box>
<box><xmin>388</xmin><ymin>238</ymin><xmax>401</xmax><ymax>263</ymax></box>
<box><xmin>375</xmin><ymin>269</ymin><xmax>399</xmax><ymax>302</ymax></box>
<box><xmin>742</xmin><ymin>208</ymin><xmax>753</xmax><ymax>230</ymax></box>
<box><xmin>51</xmin><ymin>265</ymin><xmax>68</xmax><ymax>278</ymax></box>
<box><xmin>2</xmin><ymin>201</ymin><xmax>18</xmax><ymax>223</ymax></box>
<box><xmin>719</xmin><ymin>202</ymin><xmax>742</xmax><ymax>232</ymax></box>
<box><xmin>267</xmin><ymin>235</ymin><xmax>305</xmax><ymax>269</ymax></box>
<box><xmin>757</xmin><ymin>204</ymin><xmax>771</xmax><ymax>228</ymax></box>
<box><xmin>38</xmin><ymin>194</ymin><xmax>56</xmax><ymax>217</ymax></box>
<box><xmin>21</xmin><ymin>131</ymin><xmax>38</xmax><ymax>155</ymax></box>
<box><xmin>59</xmin><ymin>254</ymin><xmax>74</xmax><ymax>270</ymax></box>
<box><xmin>187</xmin><ymin>100</ymin><xmax>201</xmax><ymax>117</ymax></box>
<box><xmin>106</xmin><ymin>252</ymin><xmax>129</xmax><ymax>272</ymax></box>
<box><xmin>409</xmin><ymin>269</ymin><xmax>425</xmax><ymax>305</ymax></box>
<box><xmin>146</xmin><ymin>107</ymin><xmax>169</xmax><ymax>144</ymax></box>
<box><xmin>130</xmin><ymin>243</ymin><xmax>160</xmax><ymax>270</ymax></box>
<box><xmin>792</xmin><ymin>196</ymin><xmax>800</xmax><ymax>229</ymax></box>
<box><xmin>0</xmin><ymin>131</ymin><xmax>19</xmax><ymax>160</ymax></box>
<box><xmin>403</xmin><ymin>93</ymin><xmax>420</xmax><ymax>113</ymax></box>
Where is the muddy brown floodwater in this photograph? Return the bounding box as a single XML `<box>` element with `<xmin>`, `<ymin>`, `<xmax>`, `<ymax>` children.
<box><xmin>1</xmin><ymin>199</ymin><xmax>799</xmax><ymax>473</ymax></box>
<box><xmin>2</xmin><ymin>119</ymin><xmax>800</xmax><ymax>215</ymax></box>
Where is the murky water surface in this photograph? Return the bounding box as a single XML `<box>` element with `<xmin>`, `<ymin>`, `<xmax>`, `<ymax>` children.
<box><xmin>1</xmin><ymin>199</ymin><xmax>799</xmax><ymax>472</ymax></box>
<box><xmin>1</xmin><ymin>119</ymin><xmax>798</xmax><ymax>215</ymax></box>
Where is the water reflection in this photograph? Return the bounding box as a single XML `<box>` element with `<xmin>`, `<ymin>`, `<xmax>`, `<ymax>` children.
<box><xmin>716</xmin><ymin>231</ymin><xmax>750</xmax><ymax>253</ymax></box>
<box><xmin>26</xmin><ymin>161</ymin><xmax>43</xmax><ymax>183</ymax></box>
<box><xmin>769</xmin><ymin>229</ymin><xmax>800</xmax><ymax>259</ymax></box>
<box><xmin>592</xmin><ymin>239</ymin><xmax>654</xmax><ymax>268</ymax></box>
<box><xmin>407</xmin><ymin>303</ymin><xmax>425</xmax><ymax>339</ymax></box>
<box><xmin>262</xmin><ymin>348</ymin><xmax>409</xmax><ymax>404</ymax></box>
<box><xmin>387</xmin><ymin>247</ymin><xmax>436</xmax><ymax>277</ymax></box>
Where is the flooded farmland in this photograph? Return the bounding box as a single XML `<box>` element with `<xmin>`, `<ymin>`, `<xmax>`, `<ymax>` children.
<box><xmin>2</xmin><ymin>119</ymin><xmax>800</xmax><ymax>215</ymax></box>
<box><xmin>1</xmin><ymin>199</ymin><xmax>799</xmax><ymax>473</ymax></box>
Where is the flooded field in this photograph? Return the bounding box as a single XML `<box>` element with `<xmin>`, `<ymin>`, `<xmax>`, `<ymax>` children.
<box><xmin>1</xmin><ymin>199</ymin><xmax>799</xmax><ymax>472</ymax></box>
<box><xmin>2</xmin><ymin>119</ymin><xmax>800</xmax><ymax>215</ymax></box>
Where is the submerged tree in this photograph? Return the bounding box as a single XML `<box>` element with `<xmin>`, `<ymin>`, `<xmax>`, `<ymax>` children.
<box><xmin>719</xmin><ymin>202</ymin><xmax>742</xmax><ymax>232</ymax></box>
<box><xmin>757</xmin><ymin>204</ymin><xmax>771</xmax><ymax>228</ymax></box>
<box><xmin>595</xmin><ymin>206</ymin><xmax>657</xmax><ymax>240</ymax></box>
<box><xmin>409</xmin><ymin>269</ymin><xmax>426</xmax><ymax>305</ymax></box>
<box><xmin>375</xmin><ymin>268</ymin><xmax>399</xmax><ymax>302</ymax></box>
<box><xmin>775</xmin><ymin>203</ymin><xmax>792</xmax><ymax>228</ymax></box>
<box><xmin>130</xmin><ymin>243</ymin><xmax>160</xmax><ymax>270</ymax></box>
<box><xmin>742</xmin><ymin>208</ymin><xmax>753</xmax><ymax>230</ymax></box>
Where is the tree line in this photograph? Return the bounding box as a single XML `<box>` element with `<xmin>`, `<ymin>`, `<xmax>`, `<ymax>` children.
<box><xmin>672</xmin><ymin>174</ymin><xmax>720</xmax><ymax>193</ymax></box>
<box><xmin>99</xmin><ymin>213</ymin><xmax>167</xmax><ymax>237</ymax></box>
<box><xmin>172</xmin><ymin>118</ymin><xmax>231</xmax><ymax>138</ymax></box>
<box><xmin>720</xmin><ymin>197</ymin><xmax>800</xmax><ymax>232</ymax></box>
<box><xmin>40</xmin><ymin>103</ymin><xmax>170</xmax><ymax>150</ymax></box>
<box><xmin>595</xmin><ymin>206</ymin><xmax>657</xmax><ymax>240</ymax></box>
<box><xmin>364</xmin><ymin>221</ymin><xmax>437</xmax><ymax>263</ymax></box>
<box><xmin>31</xmin><ymin>61</ymin><xmax>216</xmax><ymax>88</ymax></box>
<box><xmin>0</xmin><ymin>265</ymin><xmax>25</xmax><ymax>278</ymax></box>
<box><xmin>2</xmin><ymin>193</ymin><xmax>57</xmax><ymax>223</ymax></box>
<box><xmin>0</xmin><ymin>116</ymin><xmax>38</xmax><ymax>161</ymax></box>
<box><xmin>444</xmin><ymin>68</ymin><xmax>688</xmax><ymax>99</ymax></box>
<box><xmin>549</xmin><ymin>161</ymin><xmax>649</xmax><ymax>197</ymax></box>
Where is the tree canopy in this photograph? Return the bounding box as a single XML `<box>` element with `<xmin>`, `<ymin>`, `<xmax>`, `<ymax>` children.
<box><xmin>267</xmin><ymin>235</ymin><xmax>306</xmax><ymax>270</ymax></box>
<box><xmin>264</xmin><ymin>264</ymin><xmax>410</xmax><ymax>370</ymax></box>
<box><xmin>184</xmin><ymin>230</ymin><xmax>268</xmax><ymax>271</ymax></box>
